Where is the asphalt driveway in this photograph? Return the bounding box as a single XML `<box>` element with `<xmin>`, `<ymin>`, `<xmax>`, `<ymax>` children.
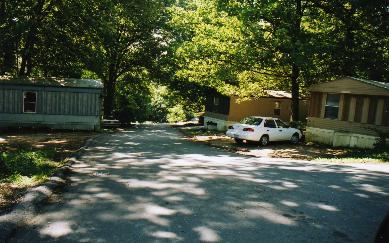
<box><xmin>8</xmin><ymin>125</ymin><xmax>389</xmax><ymax>242</ymax></box>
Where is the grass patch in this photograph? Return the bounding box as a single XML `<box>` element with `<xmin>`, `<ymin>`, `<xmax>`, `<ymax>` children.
<box><xmin>6</xmin><ymin>174</ymin><xmax>48</xmax><ymax>187</ymax></box>
<box><xmin>0</xmin><ymin>146</ymin><xmax>69</xmax><ymax>210</ymax></box>
<box><xmin>0</xmin><ymin>148</ymin><xmax>65</xmax><ymax>185</ymax></box>
<box><xmin>314</xmin><ymin>148</ymin><xmax>389</xmax><ymax>163</ymax></box>
<box><xmin>0</xmin><ymin>130</ymin><xmax>96</xmax><ymax>211</ymax></box>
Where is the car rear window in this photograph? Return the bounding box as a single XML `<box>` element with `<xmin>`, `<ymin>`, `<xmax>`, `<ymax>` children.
<box><xmin>275</xmin><ymin>119</ymin><xmax>288</xmax><ymax>128</ymax></box>
<box><xmin>264</xmin><ymin>119</ymin><xmax>277</xmax><ymax>128</ymax></box>
<box><xmin>241</xmin><ymin>117</ymin><xmax>263</xmax><ymax>125</ymax></box>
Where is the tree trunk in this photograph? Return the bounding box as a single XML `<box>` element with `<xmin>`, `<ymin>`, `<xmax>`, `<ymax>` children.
<box><xmin>18</xmin><ymin>0</ymin><xmax>45</xmax><ymax>76</ymax></box>
<box><xmin>291</xmin><ymin>64</ymin><xmax>300</xmax><ymax>121</ymax></box>
<box><xmin>103</xmin><ymin>65</ymin><xmax>117</xmax><ymax>118</ymax></box>
<box><xmin>19</xmin><ymin>27</ymin><xmax>36</xmax><ymax>76</ymax></box>
<box><xmin>290</xmin><ymin>0</ymin><xmax>302</xmax><ymax>122</ymax></box>
<box><xmin>342</xmin><ymin>24</ymin><xmax>354</xmax><ymax>76</ymax></box>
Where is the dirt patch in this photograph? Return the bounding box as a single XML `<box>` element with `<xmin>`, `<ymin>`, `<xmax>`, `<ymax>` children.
<box><xmin>0</xmin><ymin>130</ymin><xmax>96</xmax><ymax>160</ymax></box>
<box><xmin>0</xmin><ymin>184</ymin><xmax>27</xmax><ymax>212</ymax></box>
<box><xmin>178</xmin><ymin>126</ymin><xmax>388</xmax><ymax>163</ymax></box>
<box><xmin>0</xmin><ymin>129</ymin><xmax>97</xmax><ymax>211</ymax></box>
<box><xmin>192</xmin><ymin>135</ymin><xmax>345</xmax><ymax>160</ymax></box>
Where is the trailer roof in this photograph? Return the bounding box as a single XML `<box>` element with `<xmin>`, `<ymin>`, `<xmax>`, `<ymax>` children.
<box><xmin>0</xmin><ymin>76</ymin><xmax>103</xmax><ymax>89</ymax></box>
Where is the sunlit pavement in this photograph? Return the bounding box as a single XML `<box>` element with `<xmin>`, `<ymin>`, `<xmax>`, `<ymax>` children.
<box><xmin>9</xmin><ymin>125</ymin><xmax>389</xmax><ymax>242</ymax></box>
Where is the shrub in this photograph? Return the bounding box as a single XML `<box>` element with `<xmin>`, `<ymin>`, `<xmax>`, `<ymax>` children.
<box><xmin>0</xmin><ymin>153</ymin><xmax>9</xmax><ymax>176</ymax></box>
<box><xmin>167</xmin><ymin>104</ymin><xmax>186</xmax><ymax>123</ymax></box>
<box><xmin>374</xmin><ymin>131</ymin><xmax>389</xmax><ymax>150</ymax></box>
<box><xmin>3</xmin><ymin>150</ymin><xmax>56</xmax><ymax>177</ymax></box>
<box><xmin>289</xmin><ymin>121</ymin><xmax>306</xmax><ymax>130</ymax></box>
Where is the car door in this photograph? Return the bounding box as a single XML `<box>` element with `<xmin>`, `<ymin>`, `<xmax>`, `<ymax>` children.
<box><xmin>275</xmin><ymin>119</ymin><xmax>292</xmax><ymax>141</ymax></box>
<box><xmin>263</xmin><ymin>119</ymin><xmax>279</xmax><ymax>141</ymax></box>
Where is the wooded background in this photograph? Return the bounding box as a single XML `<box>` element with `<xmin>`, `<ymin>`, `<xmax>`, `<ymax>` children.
<box><xmin>1</xmin><ymin>0</ymin><xmax>388</xmax><ymax>121</ymax></box>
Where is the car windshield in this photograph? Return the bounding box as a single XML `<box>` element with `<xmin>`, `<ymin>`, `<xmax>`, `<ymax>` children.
<box><xmin>240</xmin><ymin>117</ymin><xmax>263</xmax><ymax>125</ymax></box>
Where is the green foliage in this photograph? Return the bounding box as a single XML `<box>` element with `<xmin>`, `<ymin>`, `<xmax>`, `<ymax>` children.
<box><xmin>169</xmin><ymin>1</ymin><xmax>253</xmax><ymax>96</ymax></box>
<box><xmin>73</xmin><ymin>0</ymin><xmax>167</xmax><ymax>116</ymax></box>
<box><xmin>167</xmin><ymin>0</ymin><xmax>388</xmax><ymax>120</ymax></box>
<box><xmin>314</xmin><ymin>148</ymin><xmax>389</xmax><ymax>163</ymax></box>
<box><xmin>289</xmin><ymin>121</ymin><xmax>306</xmax><ymax>131</ymax></box>
<box><xmin>150</xmin><ymin>84</ymin><xmax>199</xmax><ymax>123</ymax></box>
<box><xmin>167</xmin><ymin>104</ymin><xmax>187</xmax><ymax>123</ymax></box>
<box><xmin>1</xmin><ymin>149</ymin><xmax>58</xmax><ymax>178</ymax></box>
<box><xmin>374</xmin><ymin>132</ymin><xmax>389</xmax><ymax>150</ymax></box>
<box><xmin>148</xmin><ymin>84</ymin><xmax>170</xmax><ymax>122</ymax></box>
<box><xmin>81</xmin><ymin>70</ymin><xmax>100</xmax><ymax>80</ymax></box>
<box><xmin>114</xmin><ymin>78</ymin><xmax>199</xmax><ymax>123</ymax></box>
<box><xmin>1</xmin><ymin>0</ymin><xmax>387</xmax><ymax>121</ymax></box>
<box><xmin>0</xmin><ymin>0</ymin><xmax>170</xmax><ymax>117</ymax></box>
<box><xmin>115</xmin><ymin>72</ymin><xmax>153</xmax><ymax>123</ymax></box>
<box><xmin>0</xmin><ymin>154</ymin><xmax>8</xmax><ymax>176</ymax></box>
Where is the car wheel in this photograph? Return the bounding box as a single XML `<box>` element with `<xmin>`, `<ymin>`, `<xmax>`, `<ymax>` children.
<box><xmin>259</xmin><ymin>135</ymin><xmax>269</xmax><ymax>146</ymax></box>
<box><xmin>234</xmin><ymin>138</ymin><xmax>244</xmax><ymax>145</ymax></box>
<box><xmin>290</xmin><ymin>133</ymin><xmax>299</xmax><ymax>144</ymax></box>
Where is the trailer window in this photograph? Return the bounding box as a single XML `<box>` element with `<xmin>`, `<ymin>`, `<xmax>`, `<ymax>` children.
<box><xmin>324</xmin><ymin>94</ymin><xmax>340</xmax><ymax>119</ymax></box>
<box><xmin>23</xmin><ymin>91</ymin><xmax>37</xmax><ymax>113</ymax></box>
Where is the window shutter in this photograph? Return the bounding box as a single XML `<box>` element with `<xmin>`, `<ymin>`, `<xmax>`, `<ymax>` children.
<box><xmin>367</xmin><ymin>97</ymin><xmax>378</xmax><ymax>124</ymax></box>
<box><xmin>309</xmin><ymin>92</ymin><xmax>322</xmax><ymax>118</ymax></box>
<box><xmin>341</xmin><ymin>94</ymin><xmax>351</xmax><ymax>121</ymax></box>
<box><xmin>308</xmin><ymin>93</ymin><xmax>315</xmax><ymax>117</ymax></box>
<box><xmin>383</xmin><ymin>98</ymin><xmax>389</xmax><ymax>127</ymax></box>
<box><xmin>354</xmin><ymin>96</ymin><xmax>364</xmax><ymax>123</ymax></box>
<box><xmin>316</xmin><ymin>92</ymin><xmax>323</xmax><ymax>118</ymax></box>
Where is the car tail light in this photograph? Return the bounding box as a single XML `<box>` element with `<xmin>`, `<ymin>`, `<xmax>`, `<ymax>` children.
<box><xmin>228</xmin><ymin>126</ymin><xmax>234</xmax><ymax>129</ymax></box>
<box><xmin>243</xmin><ymin>128</ymin><xmax>254</xmax><ymax>132</ymax></box>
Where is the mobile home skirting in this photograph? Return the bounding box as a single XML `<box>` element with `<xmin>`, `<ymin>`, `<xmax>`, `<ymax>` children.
<box><xmin>305</xmin><ymin>127</ymin><xmax>381</xmax><ymax>149</ymax></box>
<box><xmin>204</xmin><ymin>116</ymin><xmax>235</xmax><ymax>131</ymax></box>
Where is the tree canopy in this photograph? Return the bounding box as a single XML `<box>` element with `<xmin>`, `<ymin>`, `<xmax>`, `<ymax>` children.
<box><xmin>167</xmin><ymin>0</ymin><xmax>389</xmax><ymax>120</ymax></box>
<box><xmin>0</xmin><ymin>0</ymin><xmax>388</xmax><ymax>121</ymax></box>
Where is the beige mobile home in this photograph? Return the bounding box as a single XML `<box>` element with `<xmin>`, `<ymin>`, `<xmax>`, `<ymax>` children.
<box><xmin>204</xmin><ymin>90</ymin><xmax>308</xmax><ymax>131</ymax></box>
<box><xmin>306</xmin><ymin>77</ymin><xmax>389</xmax><ymax>148</ymax></box>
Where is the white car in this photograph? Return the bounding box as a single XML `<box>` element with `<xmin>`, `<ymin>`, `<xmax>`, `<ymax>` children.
<box><xmin>226</xmin><ymin>116</ymin><xmax>302</xmax><ymax>146</ymax></box>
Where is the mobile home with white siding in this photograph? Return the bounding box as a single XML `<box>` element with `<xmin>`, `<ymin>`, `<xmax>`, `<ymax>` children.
<box><xmin>306</xmin><ymin>77</ymin><xmax>389</xmax><ymax>148</ymax></box>
<box><xmin>0</xmin><ymin>76</ymin><xmax>103</xmax><ymax>130</ymax></box>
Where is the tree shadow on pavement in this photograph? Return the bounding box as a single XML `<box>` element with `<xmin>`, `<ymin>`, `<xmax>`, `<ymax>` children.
<box><xmin>8</xmin><ymin>125</ymin><xmax>389</xmax><ymax>243</ymax></box>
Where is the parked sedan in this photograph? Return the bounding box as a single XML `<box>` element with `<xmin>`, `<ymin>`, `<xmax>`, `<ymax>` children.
<box><xmin>226</xmin><ymin>116</ymin><xmax>302</xmax><ymax>146</ymax></box>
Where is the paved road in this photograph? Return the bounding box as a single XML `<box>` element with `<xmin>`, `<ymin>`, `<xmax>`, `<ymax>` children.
<box><xmin>9</xmin><ymin>125</ymin><xmax>389</xmax><ymax>242</ymax></box>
